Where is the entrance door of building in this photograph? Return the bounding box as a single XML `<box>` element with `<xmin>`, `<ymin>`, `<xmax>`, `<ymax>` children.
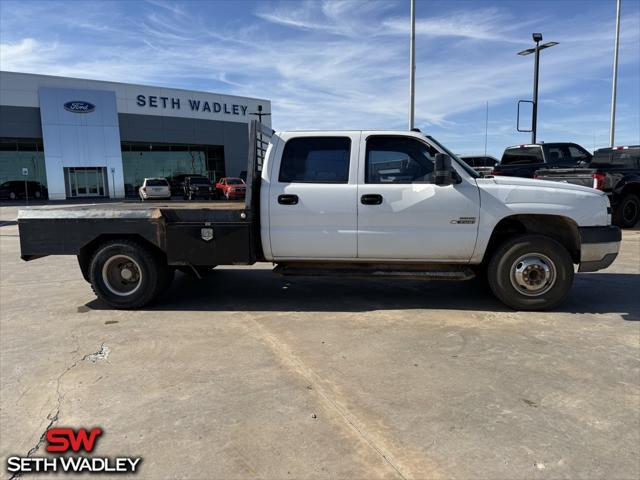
<box><xmin>66</xmin><ymin>167</ymin><xmax>107</xmax><ymax>197</ymax></box>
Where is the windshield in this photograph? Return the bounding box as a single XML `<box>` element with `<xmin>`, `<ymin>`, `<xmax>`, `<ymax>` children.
<box><xmin>426</xmin><ymin>136</ymin><xmax>480</xmax><ymax>178</ymax></box>
<box><xmin>226</xmin><ymin>178</ymin><xmax>244</xmax><ymax>185</ymax></box>
<box><xmin>501</xmin><ymin>147</ymin><xmax>543</xmax><ymax>165</ymax></box>
<box><xmin>190</xmin><ymin>178</ymin><xmax>210</xmax><ymax>185</ymax></box>
<box><xmin>146</xmin><ymin>179</ymin><xmax>168</xmax><ymax>187</ymax></box>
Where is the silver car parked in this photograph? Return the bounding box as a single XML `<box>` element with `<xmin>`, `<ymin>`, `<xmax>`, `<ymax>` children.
<box><xmin>139</xmin><ymin>178</ymin><xmax>171</xmax><ymax>201</ymax></box>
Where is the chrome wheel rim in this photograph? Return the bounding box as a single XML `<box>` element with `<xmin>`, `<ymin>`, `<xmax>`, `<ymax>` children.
<box><xmin>102</xmin><ymin>255</ymin><xmax>142</xmax><ymax>296</ymax></box>
<box><xmin>510</xmin><ymin>253</ymin><xmax>556</xmax><ymax>297</ymax></box>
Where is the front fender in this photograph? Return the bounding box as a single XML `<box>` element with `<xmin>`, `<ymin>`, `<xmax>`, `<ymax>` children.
<box><xmin>471</xmin><ymin>180</ymin><xmax>610</xmax><ymax>263</ymax></box>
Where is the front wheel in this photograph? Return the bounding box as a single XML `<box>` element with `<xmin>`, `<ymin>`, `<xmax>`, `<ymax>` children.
<box><xmin>89</xmin><ymin>240</ymin><xmax>168</xmax><ymax>309</ymax></box>
<box><xmin>487</xmin><ymin>235</ymin><xmax>574</xmax><ymax>310</ymax></box>
<box><xmin>613</xmin><ymin>193</ymin><xmax>640</xmax><ymax>228</ymax></box>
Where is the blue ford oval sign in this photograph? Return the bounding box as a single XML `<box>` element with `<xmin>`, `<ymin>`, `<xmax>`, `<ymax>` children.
<box><xmin>63</xmin><ymin>101</ymin><xmax>95</xmax><ymax>113</ymax></box>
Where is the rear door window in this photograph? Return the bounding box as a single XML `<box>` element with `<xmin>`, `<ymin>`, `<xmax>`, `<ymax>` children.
<box><xmin>279</xmin><ymin>137</ymin><xmax>351</xmax><ymax>183</ymax></box>
<box><xmin>501</xmin><ymin>147</ymin><xmax>543</xmax><ymax>165</ymax></box>
<box><xmin>544</xmin><ymin>146</ymin><xmax>571</xmax><ymax>165</ymax></box>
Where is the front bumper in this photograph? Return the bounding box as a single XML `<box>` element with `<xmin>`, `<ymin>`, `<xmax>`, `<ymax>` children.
<box><xmin>578</xmin><ymin>226</ymin><xmax>621</xmax><ymax>272</ymax></box>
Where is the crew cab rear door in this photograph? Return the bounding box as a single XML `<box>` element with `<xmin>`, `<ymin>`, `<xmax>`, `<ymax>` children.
<box><xmin>267</xmin><ymin>132</ymin><xmax>360</xmax><ymax>259</ymax></box>
<box><xmin>357</xmin><ymin>133</ymin><xmax>480</xmax><ymax>261</ymax></box>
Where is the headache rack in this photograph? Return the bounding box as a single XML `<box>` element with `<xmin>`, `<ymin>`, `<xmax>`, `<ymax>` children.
<box><xmin>245</xmin><ymin>120</ymin><xmax>274</xmax><ymax>259</ymax></box>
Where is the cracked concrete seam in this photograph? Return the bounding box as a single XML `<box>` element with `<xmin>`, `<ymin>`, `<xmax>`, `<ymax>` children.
<box><xmin>8</xmin><ymin>343</ymin><xmax>110</xmax><ymax>480</ymax></box>
<box><xmin>244</xmin><ymin>320</ymin><xmax>415</xmax><ymax>480</ymax></box>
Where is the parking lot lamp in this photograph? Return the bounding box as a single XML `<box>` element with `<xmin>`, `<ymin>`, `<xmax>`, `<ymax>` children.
<box><xmin>517</xmin><ymin>33</ymin><xmax>558</xmax><ymax>143</ymax></box>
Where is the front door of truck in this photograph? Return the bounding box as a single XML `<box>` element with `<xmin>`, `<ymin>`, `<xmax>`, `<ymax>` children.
<box><xmin>357</xmin><ymin>134</ymin><xmax>480</xmax><ymax>261</ymax></box>
<box><xmin>268</xmin><ymin>133</ymin><xmax>360</xmax><ymax>259</ymax></box>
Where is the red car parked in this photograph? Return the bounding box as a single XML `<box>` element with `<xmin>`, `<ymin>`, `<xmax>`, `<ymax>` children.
<box><xmin>216</xmin><ymin>177</ymin><xmax>246</xmax><ymax>200</ymax></box>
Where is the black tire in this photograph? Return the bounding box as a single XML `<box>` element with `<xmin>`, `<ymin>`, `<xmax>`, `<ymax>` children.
<box><xmin>487</xmin><ymin>234</ymin><xmax>574</xmax><ymax>311</ymax></box>
<box><xmin>88</xmin><ymin>239</ymin><xmax>167</xmax><ymax>309</ymax></box>
<box><xmin>613</xmin><ymin>193</ymin><xmax>640</xmax><ymax>228</ymax></box>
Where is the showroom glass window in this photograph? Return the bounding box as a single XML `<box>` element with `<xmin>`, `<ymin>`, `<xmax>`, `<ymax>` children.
<box><xmin>121</xmin><ymin>143</ymin><xmax>224</xmax><ymax>196</ymax></box>
<box><xmin>365</xmin><ymin>136</ymin><xmax>438</xmax><ymax>183</ymax></box>
<box><xmin>279</xmin><ymin>137</ymin><xmax>351</xmax><ymax>183</ymax></box>
<box><xmin>0</xmin><ymin>139</ymin><xmax>48</xmax><ymax>196</ymax></box>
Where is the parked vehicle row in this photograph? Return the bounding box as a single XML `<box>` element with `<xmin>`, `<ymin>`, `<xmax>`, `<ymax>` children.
<box><xmin>139</xmin><ymin>176</ymin><xmax>246</xmax><ymax>201</ymax></box>
<box><xmin>459</xmin><ymin>142</ymin><xmax>638</xmax><ymax>228</ymax></box>
<box><xmin>491</xmin><ymin>143</ymin><xmax>592</xmax><ymax>178</ymax></box>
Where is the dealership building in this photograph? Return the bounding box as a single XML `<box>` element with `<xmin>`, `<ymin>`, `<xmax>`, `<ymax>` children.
<box><xmin>0</xmin><ymin>71</ymin><xmax>271</xmax><ymax>199</ymax></box>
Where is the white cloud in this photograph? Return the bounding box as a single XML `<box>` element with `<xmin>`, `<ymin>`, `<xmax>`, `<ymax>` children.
<box><xmin>383</xmin><ymin>8</ymin><xmax>524</xmax><ymax>42</ymax></box>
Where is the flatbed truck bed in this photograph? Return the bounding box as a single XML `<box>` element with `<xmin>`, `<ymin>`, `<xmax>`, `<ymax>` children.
<box><xmin>19</xmin><ymin>199</ymin><xmax>258</xmax><ymax>268</ymax></box>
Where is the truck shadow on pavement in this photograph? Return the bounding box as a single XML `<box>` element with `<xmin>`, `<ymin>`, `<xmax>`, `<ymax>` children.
<box><xmin>87</xmin><ymin>270</ymin><xmax>640</xmax><ymax>321</ymax></box>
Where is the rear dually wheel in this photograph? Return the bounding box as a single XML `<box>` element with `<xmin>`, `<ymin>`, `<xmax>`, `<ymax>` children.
<box><xmin>88</xmin><ymin>239</ymin><xmax>169</xmax><ymax>309</ymax></box>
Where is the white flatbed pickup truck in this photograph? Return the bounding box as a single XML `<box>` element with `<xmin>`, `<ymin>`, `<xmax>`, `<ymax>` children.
<box><xmin>18</xmin><ymin>121</ymin><xmax>621</xmax><ymax>310</ymax></box>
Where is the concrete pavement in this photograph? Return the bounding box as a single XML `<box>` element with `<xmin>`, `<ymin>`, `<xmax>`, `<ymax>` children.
<box><xmin>1</xmin><ymin>204</ymin><xmax>638</xmax><ymax>479</ymax></box>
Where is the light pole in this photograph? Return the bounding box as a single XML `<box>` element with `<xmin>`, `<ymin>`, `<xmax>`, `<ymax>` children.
<box><xmin>517</xmin><ymin>33</ymin><xmax>558</xmax><ymax>144</ymax></box>
<box><xmin>609</xmin><ymin>0</ymin><xmax>621</xmax><ymax>147</ymax></box>
<box><xmin>408</xmin><ymin>0</ymin><xmax>416</xmax><ymax>130</ymax></box>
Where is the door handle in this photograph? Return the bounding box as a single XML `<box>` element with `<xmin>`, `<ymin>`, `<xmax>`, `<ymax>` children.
<box><xmin>361</xmin><ymin>194</ymin><xmax>383</xmax><ymax>205</ymax></box>
<box><xmin>278</xmin><ymin>194</ymin><xmax>299</xmax><ymax>205</ymax></box>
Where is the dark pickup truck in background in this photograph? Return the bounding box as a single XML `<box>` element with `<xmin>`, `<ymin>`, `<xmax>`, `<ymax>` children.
<box><xmin>492</xmin><ymin>143</ymin><xmax>592</xmax><ymax>178</ymax></box>
<box><xmin>535</xmin><ymin>146</ymin><xmax>640</xmax><ymax>228</ymax></box>
<box><xmin>459</xmin><ymin>155</ymin><xmax>499</xmax><ymax>176</ymax></box>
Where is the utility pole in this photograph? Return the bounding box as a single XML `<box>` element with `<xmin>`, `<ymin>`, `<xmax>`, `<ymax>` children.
<box><xmin>408</xmin><ymin>0</ymin><xmax>416</xmax><ymax>130</ymax></box>
<box><xmin>609</xmin><ymin>0</ymin><xmax>621</xmax><ymax>147</ymax></box>
<box><xmin>484</xmin><ymin>101</ymin><xmax>489</xmax><ymax>157</ymax></box>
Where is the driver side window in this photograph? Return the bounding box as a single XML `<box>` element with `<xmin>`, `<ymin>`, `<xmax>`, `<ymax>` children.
<box><xmin>365</xmin><ymin>136</ymin><xmax>438</xmax><ymax>184</ymax></box>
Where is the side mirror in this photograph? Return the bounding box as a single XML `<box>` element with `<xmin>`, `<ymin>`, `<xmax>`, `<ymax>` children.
<box><xmin>435</xmin><ymin>153</ymin><xmax>455</xmax><ymax>186</ymax></box>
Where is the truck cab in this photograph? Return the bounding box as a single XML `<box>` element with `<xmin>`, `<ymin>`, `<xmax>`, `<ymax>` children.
<box><xmin>261</xmin><ymin>131</ymin><xmax>481</xmax><ymax>261</ymax></box>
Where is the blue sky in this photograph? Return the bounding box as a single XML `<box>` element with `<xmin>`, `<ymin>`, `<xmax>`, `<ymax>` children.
<box><xmin>0</xmin><ymin>0</ymin><xmax>638</xmax><ymax>157</ymax></box>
